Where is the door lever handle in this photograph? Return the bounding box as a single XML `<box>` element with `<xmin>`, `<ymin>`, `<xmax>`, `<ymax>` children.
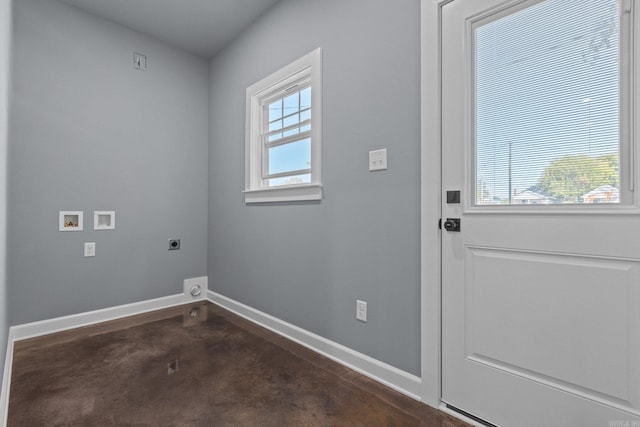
<box><xmin>443</xmin><ymin>218</ymin><xmax>461</xmax><ymax>232</ymax></box>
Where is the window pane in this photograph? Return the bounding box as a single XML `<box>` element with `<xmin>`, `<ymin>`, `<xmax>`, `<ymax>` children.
<box><xmin>269</xmin><ymin>120</ymin><xmax>282</xmax><ymax>132</ymax></box>
<box><xmin>283</xmin><ymin>92</ymin><xmax>299</xmax><ymax>116</ymax></box>
<box><xmin>267</xmin><ymin>173</ymin><xmax>311</xmax><ymax>187</ymax></box>
<box><xmin>269</xmin><ymin>99</ymin><xmax>282</xmax><ymax>122</ymax></box>
<box><xmin>300</xmin><ymin>109</ymin><xmax>311</xmax><ymax>122</ymax></box>
<box><xmin>283</xmin><ymin>113</ymin><xmax>300</xmax><ymax>128</ymax></box>
<box><xmin>268</xmin><ymin>138</ymin><xmax>311</xmax><ymax>176</ymax></box>
<box><xmin>475</xmin><ymin>0</ymin><xmax>620</xmax><ymax>205</ymax></box>
<box><xmin>300</xmin><ymin>87</ymin><xmax>311</xmax><ymax>109</ymax></box>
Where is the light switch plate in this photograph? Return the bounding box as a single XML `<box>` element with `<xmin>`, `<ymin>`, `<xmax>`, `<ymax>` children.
<box><xmin>369</xmin><ymin>149</ymin><xmax>387</xmax><ymax>171</ymax></box>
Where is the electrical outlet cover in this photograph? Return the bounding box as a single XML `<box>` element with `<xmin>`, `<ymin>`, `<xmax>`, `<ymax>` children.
<box><xmin>134</xmin><ymin>52</ymin><xmax>147</xmax><ymax>70</ymax></box>
<box><xmin>183</xmin><ymin>276</ymin><xmax>208</xmax><ymax>300</ymax></box>
<box><xmin>368</xmin><ymin>149</ymin><xmax>387</xmax><ymax>171</ymax></box>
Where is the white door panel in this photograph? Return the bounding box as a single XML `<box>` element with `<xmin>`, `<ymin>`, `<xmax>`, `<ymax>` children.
<box><xmin>441</xmin><ymin>0</ymin><xmax>640</xmax><ymax>425</ymax></box>
<box><xmin>466</xmin><ymin>247</ymin><xmax>637</xmax><ymax>403</ymax></box>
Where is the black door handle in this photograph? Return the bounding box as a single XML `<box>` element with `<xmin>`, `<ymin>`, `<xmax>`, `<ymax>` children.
<box><xmin>443</xmin><ymin>218</ymin><xmax>461</xmax><ymax>232</ymax></box>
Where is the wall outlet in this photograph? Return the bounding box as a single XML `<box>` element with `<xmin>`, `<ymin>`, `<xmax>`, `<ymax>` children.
<box><xmin>84</xmin><ymin>242</ymin><xmax>96</xmax><ymax>257</ymax></box>
<box><xmin>184</xmin><ymin>276</ymin><xmax>208</xmax><ymax>300</ymax></box>
<box><xmin>369</xmin><ymin>148</ymin><xmax>387</xmax><ymax>171</ymax></box>
<box><xmin>356</xmin><ymin>300</ymin><xmax>367</xmax><ymax>322</ymax></box>
<box><xmin>134</xmin><ymin>52</ymin><xmax>147</xmax><ymax>70</ymax></box>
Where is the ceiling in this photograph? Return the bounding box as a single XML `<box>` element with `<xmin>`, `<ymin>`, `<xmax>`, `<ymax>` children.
<box><xmin>60</xmin><ymin>0</ymin><xmax>281</xmax><ymax>58</ymax></box>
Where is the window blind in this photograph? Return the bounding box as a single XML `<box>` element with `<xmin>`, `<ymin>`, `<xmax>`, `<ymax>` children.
<box><xmin>475</xmin><ymin>0</ymin><xmax>621</xmax><ymax>205</ymax></box>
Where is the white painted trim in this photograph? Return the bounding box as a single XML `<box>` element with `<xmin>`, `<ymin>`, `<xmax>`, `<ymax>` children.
<box><xmin>245</xmin><ymin>47</ymin><xmax>323</xmax><ymax>204</ymax></box>
<box><xmin>9</xmin><ymin>293</ymin><xmax>187</xmax><ymax>342</ymax></box>
<box><xmin>0</xmin><ymin>329</ymin><xmax>14</xmax><ymax>427</ymax></box>
<box><xmin>244</xmin><ymin>183</ymin><xmax>322</xmax><ymax>203</ymax></box>
<box><xmin>421</xmin><ymin>0</ymin><xmax>446</xmax><ymax>409</ymax></box>
<box><xmin>0</xmin><ymin>0</ymin><xmax>11</xmax><ymax>420</ymax></box>
<box><xmin>207</xmin><ymin>290</ymin><xmax>423</xmax><ymax>400</ymax></box>
<box><xmin>1</xmin><ymin>283</ymin><xmax>422</xmax><ymax>424</ymax></box>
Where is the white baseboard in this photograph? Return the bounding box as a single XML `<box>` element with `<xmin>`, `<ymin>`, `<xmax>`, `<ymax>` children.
<box><xmin>207</xmin><ymin>290</ymin><xmax>423</xmax><ymax>401</ymax></box>
<box><xmin>0</xmin><ymin>292</ymin><xmax>196</xmax><ymax>426</ymax></box>
<box><xmin>9</xmin><ymin>293</ymin><xmax>191</xmax><ymax>342</ymax></box>
<box><xmin>0</xmin><ymin>288</ymin><xmax>423</xmax><ymax>426</ymax></box>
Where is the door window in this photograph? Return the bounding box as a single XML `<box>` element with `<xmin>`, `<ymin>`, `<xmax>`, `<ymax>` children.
<box><xmin>474</xmin><ymin>0</ymin><xmax>626</xmax><ymax>206</ymax></box>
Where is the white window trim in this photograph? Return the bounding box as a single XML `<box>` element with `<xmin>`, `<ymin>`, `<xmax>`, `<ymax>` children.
<box><xmin>244</xmin><ymin>48</ymin><xmax>323</xmax><ymax>204</ymax></box>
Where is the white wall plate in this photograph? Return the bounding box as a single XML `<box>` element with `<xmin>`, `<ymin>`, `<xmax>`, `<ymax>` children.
<box><xmin>59</xmin><ymin>211</ymin><xmax>83</xmax><ymax>231</ymax></box>
<box><xmin>93</xmin><ymin>211</ymin><xmax>115</xmax><ymax>230</ymax></box>
<box><xmin>184</xmin><ymin>276</ymin><xmax>208</xmax><ymax>301</ymax></box>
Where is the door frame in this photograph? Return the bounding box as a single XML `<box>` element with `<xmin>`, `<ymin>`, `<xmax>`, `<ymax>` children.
<box><xmin>421</xmin><ymin>2</ymin><xmax>640</xmax><ymax>423</ymax></box>
<box><xmin>420</xmin><ymin>0</ymin><xmax>449</xmax><ymax>409</ymax></box>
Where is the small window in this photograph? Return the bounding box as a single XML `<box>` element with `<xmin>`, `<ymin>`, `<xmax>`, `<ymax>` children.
<box><xmin>245</xmin><ymin>48</ymin><xmax>322</xmax><ymax>203</ymax></box>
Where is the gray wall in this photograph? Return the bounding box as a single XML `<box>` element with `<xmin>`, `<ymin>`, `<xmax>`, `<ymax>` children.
<box><xmin>208</xmin><ymin>0</ymin><xmax>421</xmax><ymax>375</ymax></box>
<box><xmin>8</xmin><ymin>0</ymin><xmax>209</xmax><ymax>325</ymax></box>
<box><xmin>0</xmin><ymin>0</ymin><xmax>10</xmax><ymax>383</ymax></box>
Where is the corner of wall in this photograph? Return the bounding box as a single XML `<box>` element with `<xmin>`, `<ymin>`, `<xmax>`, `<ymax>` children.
<box><xmin>0</xmin><ymin>0</ymin><xmax>13</xmax><ymax>419</ymax></box>
<box><xmin>207</xmin><ymin>290</ymin><xmax>423</xmax><ymax>401</ymax></box>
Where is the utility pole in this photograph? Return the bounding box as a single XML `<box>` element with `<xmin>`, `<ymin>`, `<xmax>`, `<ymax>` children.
<box><xmin>508</xmin><ymin>141</ymin><xmax>512</xmax><ymax>204</ymax></box>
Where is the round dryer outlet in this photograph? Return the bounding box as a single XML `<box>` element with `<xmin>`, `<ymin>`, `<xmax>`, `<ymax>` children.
<box><xmin>190</xmin><ymin>284</ymin><xmax>202</xmax><ymax>297</ymax></box>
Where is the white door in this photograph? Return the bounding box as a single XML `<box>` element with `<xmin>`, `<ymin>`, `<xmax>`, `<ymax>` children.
<box><xmin>441</xmin><ymin>1</ymin><xmax>640</xmax><ymax>426</ymax></box>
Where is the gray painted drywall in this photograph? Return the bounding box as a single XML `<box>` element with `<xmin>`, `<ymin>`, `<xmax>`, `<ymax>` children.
<box><xmin>8</xmin><ymin>0</ymin><xmax>209</xmax><ymax>325</ymax></box>
<box><xmin>208</xmin><ymin>0</ymin><xmax>421</xmax><ymax>375</ymax></box>
<box><xmin>0</xmin><ymin>0</ymin><xmax>10</xmax><ymax>384</ymax></box>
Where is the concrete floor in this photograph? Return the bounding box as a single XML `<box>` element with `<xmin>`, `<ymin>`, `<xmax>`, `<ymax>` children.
<box><xmin>8</xmin><ymin>302</ymin><xmax>470</xmax><ymax>426</ymax></box>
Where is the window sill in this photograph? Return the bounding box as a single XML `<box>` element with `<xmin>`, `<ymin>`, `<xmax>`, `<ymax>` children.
<box><xmin>244</xmin><ymin>184</ymin><xmax>323</xmax><ymax>204</ymax></box>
